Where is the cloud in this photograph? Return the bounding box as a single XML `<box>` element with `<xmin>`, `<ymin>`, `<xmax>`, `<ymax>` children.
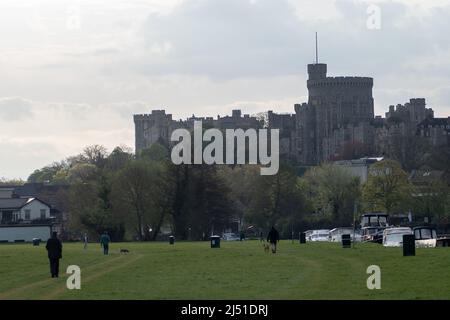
<box><xmin>127</xmin><ymin>0</ymin><xmax>450</xmax><ymax>80</ymax></box>
<box><xmin>0</xmin><ymin>0</ymin><xmax>449</xmax><ymax>178</ymax></box>
<box><xmin>0</xmin><ymin>138</ymin><xmax>59</xmax><ymax>180</ymax></box>
<box><xmin>0</xmin><ymin>97</ymin><xmax>140</xmax><ymax>179</ymax></box>
<box><xmin>133</xmin><ymin>0</ymin><xmax>309</xmax><ymax>79</ymax></box>
<box><xmin>0</xmin><ymin>97</ymin><xmax>34</xmax><ymax>121</ymax></box>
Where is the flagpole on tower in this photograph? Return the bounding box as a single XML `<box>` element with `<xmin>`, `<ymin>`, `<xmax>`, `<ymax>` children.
<box><xmin>315</xmin><ymin>32</ymin><xmax>318</xmax><ymax>64</ymax></box>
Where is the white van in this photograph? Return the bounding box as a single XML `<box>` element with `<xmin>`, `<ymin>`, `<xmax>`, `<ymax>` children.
<box><xmin>382</xmin><ymin>227</ymin><xmax>412</xmax><ymax>247</ymax></box>
<box><xmin>309</xmin><ymin>229</ymin><xmax>330</xmax><ymax>242</ymax></box>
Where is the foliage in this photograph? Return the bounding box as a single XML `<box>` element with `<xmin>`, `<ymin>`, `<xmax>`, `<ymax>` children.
<box><xmin>301</xmin><ymin>163</ymin><xmax>361</xmax><ymax>227</ymax></box>
<box><xmin>362</xmin><ymin>159</ymin><xmax>413</xmax><ymax>214</ymax></box>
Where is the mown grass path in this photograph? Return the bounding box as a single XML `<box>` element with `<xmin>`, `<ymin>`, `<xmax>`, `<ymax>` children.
<box><xmin>0</xmin><ymin>241</ymin><xmax>449</xmax><ymax>299</ymax></box>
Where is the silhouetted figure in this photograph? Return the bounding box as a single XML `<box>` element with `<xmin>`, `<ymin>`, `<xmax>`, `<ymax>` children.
<box><xmin>83</xmin><ymin>233</ymin><xmax>88</xmax><ymax>250</ymax></box>
<box><xmin>260</xmin><ymin>231</ymin><xmax>264</xmax><ymax>242</ymax></box>
<box><xmin>267</xmin><ymin>226</ymin><xmax>280</xmax><ymax>253</ymax></box>
<box><xmin>100</xmin><ymin>232</ymin><xmax>111</xmax><ymax>255</ymax></box>
<box><xmin>46</xmin><ymin>232</ymin><xmax>62</xmax><ymax>278</ymax></box>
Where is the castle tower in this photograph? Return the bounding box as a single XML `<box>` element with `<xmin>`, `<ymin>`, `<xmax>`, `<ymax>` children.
<box><xmin>302</xmin><ymin>35</ymin><xmax>374</xmax><ymax>162</ymax></box>
<box><xmin>307</xmin><ymin>63</ymin><xmax>327</xmax><ymax>80</ymax></box>
<box><xmin>133</xmin><ymin>110</ymin><xmax>173</xmax><ymax>154</ymax></box>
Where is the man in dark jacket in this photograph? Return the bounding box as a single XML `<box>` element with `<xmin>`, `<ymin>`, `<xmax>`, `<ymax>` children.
<box><xmin>100</xmin><ymin>232</ymin><xmax>111</xmax><ymax>255</ymax></box>
<box><xmin>267</xmin><ymin>226</ymin><xmax>280</xmax><ymax>253</ymax></box>
<box><xmin>46</xmin><ymin>232</ymin><xmax>62</xmax><ymax>278</ymax></box>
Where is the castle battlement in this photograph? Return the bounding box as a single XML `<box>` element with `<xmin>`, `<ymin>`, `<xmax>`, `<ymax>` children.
<box><xmin>308</xmin><ymin>77</ymin><xmax>373</xmax><ymax>88</ymax></box>
<box><xmin>134</xmin><ymin>110</ymin><xmax>173</xmax><ymax>122</ymax></box>
<box><xmin>133</xmin><ymin>60</ymin><xmax>444</xmax><ymax>162</ymax></box>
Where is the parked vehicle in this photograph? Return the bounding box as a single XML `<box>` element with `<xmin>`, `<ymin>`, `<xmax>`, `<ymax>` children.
<box><xmin>382</xmin><ymin>227</ymin><xmax>412</xmax><ymax>247</ymax></box>
<box><xmin>304</xmin><ymin>230</ymin><xmax>314</xmax><ymax>241</ymax></box>
<box><xmin>362</xmin><ymin>227</ymin><xmax>385</xmax><ymax>243</ymax></box>
<box><xmin>222</xmin><ymin>232</ymin><xmax>240</xmax><ymax>241</ymax></box>
<box><xmin>413</xmin><ymin>227</ymin><xmax>450</xmax><ymax>247</ymax></box>
<box><xmin>329</xmin><ymin>227</ymin><xmax>360</xmax><ymax>242</ymax></box>
<box><xmin>309</xmin><ymin>229</ymin><xmax>330</xmax><ymax>242</ymax></box>
<box><xmin>360</xmin><ymin>213</ymin><xmax>389</xmax><ymax>228</ymax></box>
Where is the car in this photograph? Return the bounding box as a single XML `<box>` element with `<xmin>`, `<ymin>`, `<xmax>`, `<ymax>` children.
<box><xmin>222</xmin><ymin>233</ymin><xmax>240</xmax><ymax>241</ymax></box>
<box><xmin>382</xmin><ymin>227</ymin><xmax>412</xmax><ymax>247</ymax></box>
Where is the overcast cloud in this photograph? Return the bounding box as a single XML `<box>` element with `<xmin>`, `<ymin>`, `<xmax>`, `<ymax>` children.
<box><xmin>0</xmin><ymin>0</ymin><xmax>449</xmax><ymax>179</ymax></box>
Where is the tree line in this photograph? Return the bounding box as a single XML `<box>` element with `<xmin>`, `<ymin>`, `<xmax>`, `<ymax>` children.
<box><xmin>20</xmin><ymin>143</ymin><xmax>450</xmax><ymax>240</ymax></box>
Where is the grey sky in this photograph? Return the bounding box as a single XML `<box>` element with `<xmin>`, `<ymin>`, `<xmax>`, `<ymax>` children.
<box><xmin>0</xmin><ymin>0</ymin><xmax>449</xmax><ymax>179</ymax></box>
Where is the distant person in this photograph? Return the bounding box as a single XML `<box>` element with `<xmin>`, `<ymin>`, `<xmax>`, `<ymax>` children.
<box><xmin>100</xmin><ymin>232</ymin><xmax>111</xmax><ymax>255</ymax></box>
<box><xmin>46</xmin><ymin>232</ymin><xmax>62</xmax><ymax>278</ymax></box>
<box><xmin>83</xmin><ymin>233</ymin><xmax>88</xmax><ymax>250</ymax></box>
<box><xmin>267</xmin><ymin>226</ymin><xmax>280</xmax><ymax>254</ymax></box>
<box><xmin>260</xmin><ymin>231</ymin><xmax>264</xmax><ymax>242</ymax></box>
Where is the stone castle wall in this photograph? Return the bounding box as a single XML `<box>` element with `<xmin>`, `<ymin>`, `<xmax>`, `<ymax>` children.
<box><xmin>134</xmin><ymin>63</ymin><xmax>446</xmax><ymax>164</ymax></box>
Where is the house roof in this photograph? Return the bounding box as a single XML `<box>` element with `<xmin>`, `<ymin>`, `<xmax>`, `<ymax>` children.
<box><xmin>0</xmin><ymin>198</ymin><xmax>29</xmax><ymax>209</ymax></box>
<box><xmin>0</xmin><ymin>197</ymin><xmax>50</xmax><ymax>210</ymax></box>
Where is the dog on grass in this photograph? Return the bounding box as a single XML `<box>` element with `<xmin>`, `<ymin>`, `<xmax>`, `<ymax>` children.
<box><xmin>120</xmin><ymin>248</ymin><xmax>130</xmax><ymax>254</ymax></box>
<box><xmin>263</xmin><ymin>242</ymin><xmax>270</xmax><ymax>253</ymax></box>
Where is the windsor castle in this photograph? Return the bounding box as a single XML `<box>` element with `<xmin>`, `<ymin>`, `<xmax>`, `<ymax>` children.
<box><xmin>134</xmin><ymin>61</ymin><xmax>450</xmax><ymax>167</ymax></box>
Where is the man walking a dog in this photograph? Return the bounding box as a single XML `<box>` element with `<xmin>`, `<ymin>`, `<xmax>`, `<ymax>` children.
<box><xmin>267</xmin><ymin>226</ymin><xmax>280</xmax><ymax>254</ymax></box>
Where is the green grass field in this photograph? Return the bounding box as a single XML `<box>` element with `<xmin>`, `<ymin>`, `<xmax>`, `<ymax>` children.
<box><xmin>0</xmin><ymin>240</ymin><xmax>449</xmax><ymax>300</ymax></box>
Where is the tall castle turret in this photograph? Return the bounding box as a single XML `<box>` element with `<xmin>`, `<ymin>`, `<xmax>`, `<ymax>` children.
<box><xmin>305</xmin><ymin>61</ymin><xmax>374</xmax><ymax>162</ymax></box>
<box><xmin>289</xmin><ymin>35</ymin><xmax>375</xmax><ymax>162</ymax></box>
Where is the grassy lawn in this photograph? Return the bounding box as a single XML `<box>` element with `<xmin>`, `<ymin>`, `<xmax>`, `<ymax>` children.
<box><xmin>0</xmin><ymin>240</ymin><xmax>449</xmax><ymax>300</ymax></box>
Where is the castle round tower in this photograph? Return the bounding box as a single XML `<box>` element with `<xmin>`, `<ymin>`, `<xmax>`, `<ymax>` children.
<box><xmin>306</xmin><ymin>63</ymin><xmax>374</xmax><ymax>162</ymax></box>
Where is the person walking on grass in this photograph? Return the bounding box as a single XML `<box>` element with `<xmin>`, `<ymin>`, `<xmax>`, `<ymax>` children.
<box><xmin>46</xmin><ymin>231</ymin><xmax>62</xmax><ymax>278</ymax></box>
<box><xmin>100</xmin><ymin>232</ymin><xmax>111</xmax><ymax>255</ymax></box>
<box><xmin>83</xmin><ymin>233</ymin><xmax>88</xmax><ymax>250</ymax></box>
<box><xmin>267</xmin><ymin>226</ymin><xmax>280</xmax><ymax>254</ymax></box>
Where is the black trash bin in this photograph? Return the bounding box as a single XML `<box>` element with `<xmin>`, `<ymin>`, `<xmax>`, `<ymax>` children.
<box><xmin>210</xmin><ymin>235</ymin><xmax>221</xmax><ymax>248</ymax></box>
<box><xmin>299</xmin><ymin>232</ymin><xmax>306</xmax><ymax>244</ymax></box>
<box><xmin>342</xmin><ymin>234</ymin><xmax>351</xmax><ymax>248</ymax></box>
<box><xmin>32</xmin><ymin>238</ymin><xmax>41</xmax><ymax>246</ymax></box>
<box><xmin>403</xmin><ymin>234</ymin><xmax>415</xmax><ymax>256</ymax></box>
<box><xmin>169</xmin><ymin>236</ymin><xmax>175</xmax><ymax>245</ymax></box>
